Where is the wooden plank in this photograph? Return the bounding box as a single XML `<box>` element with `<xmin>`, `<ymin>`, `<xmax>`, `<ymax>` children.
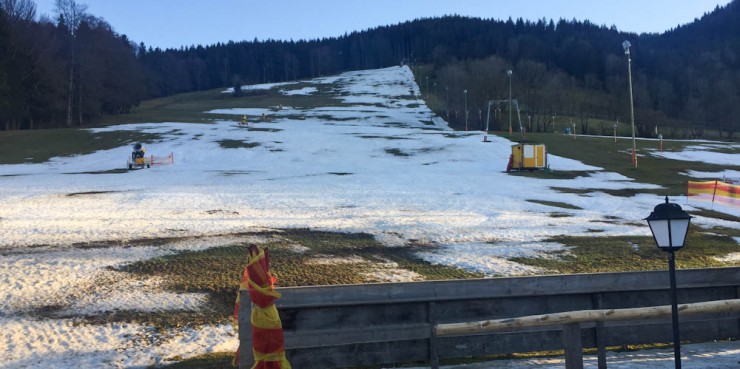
<box><xmin>280</xmin><ymin>302</ymin><xmax>428</xmax><ymax>330</ymax></box>
<box><xmin>283</xmin><ymin>323</ymin><xmax>430</xmax><ymax>349</ymax></box>
<box><xmin>563</xmin><ymin>323</ymin><xmax>584</xmax><ymax>369</ymax></box>
<box><xmin>238</xmin><ymin>292</ymin><xmax>253</xmax><ymax>369</ymax></box>
<box><xmin>253</xmin><ymin>268</ymin><xmax>740</xmax><ymax>308</ymax></box>
<box><xmin>435</xmin><ymin>299</ymin><xmax>740</xmax><ymax>336</ymax></box>
<box><xmin>433</xmin><ymin>294</ymin><xmax>594</xmax><ymax>325</ymax></box>
<box><xmin>591</xmin><ymin>293</ymin><xmax>607</xmax><ymax>369</ymax></box>
<box><xmin>436</xmin><ymin>330</ymin><xmax>569</xmax><ymax>358</ymax></box>
<box><xmin>286</xmin><ymin>339</ymin><xmax>430</xmax><ymax>369</ymax></box>
<box><xmin>428</xmin><ymin>302</ymin><xmax>439</xmax><ymax>369</ymax></box>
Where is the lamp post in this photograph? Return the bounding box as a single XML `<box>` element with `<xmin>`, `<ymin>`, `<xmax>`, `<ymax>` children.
<box><xmin>425</xmin><ymin>76</ymin><xmax>429</xmax><ymax>99</ymax></box>
<box><xmin>613</xmin><ymin>123</ymin><xmax>618</xmax><ymax>143</ymax></box>
<box><xmin>445</xmin><ymin>87</ymin><xmax>449</xmax><ymax>121</ymax></box>
<box><xmin>645</xmin><ymin>197</ymin><xmax>692</xmax><ymax>369</ymax></box>
<box><xmin>464</xmin><ymin>89</ymin><xmax>468</xmax><ymax>131</ymax></box>
<box><xmin>484</xmin><ymin>101</ymin><xmax>491</xmax><ymax>142</ymax></box>
<box><xmin>623</xmin><ymin>40</ymin><xmax>637</xmax><ymax>168</ymax></box>
<box><xmin>507</xmin><ymin>69</ymin><xmax>513</xmax><ymax>135</ymax></box>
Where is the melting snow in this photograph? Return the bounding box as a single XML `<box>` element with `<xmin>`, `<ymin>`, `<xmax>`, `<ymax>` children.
<box><xmin>1</xmin><ymin>66</ymin><xmax>738</xmax><ymax>368</ymax></box>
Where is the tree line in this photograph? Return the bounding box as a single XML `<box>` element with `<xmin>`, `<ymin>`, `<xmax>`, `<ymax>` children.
<box><xmin>0</xmin><ymin>0</ymin><xmax>141</xmax><ymax>131</ymax></box>
<box><xmin>1</xmin><ymin>0</ymin><xmax>738</xmax><ymax>138</ymax></box>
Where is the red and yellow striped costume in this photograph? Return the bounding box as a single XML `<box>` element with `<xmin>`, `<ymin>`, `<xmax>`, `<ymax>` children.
<box><xmin>234</xmin><ymin>246</ymin><xmax>291</xmax><ymax>369</ymax></box>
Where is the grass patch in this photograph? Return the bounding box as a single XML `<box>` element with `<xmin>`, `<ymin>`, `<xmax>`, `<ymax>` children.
<box><xmin>247</xmin><ymin>127</ymin><xmax>282</xmax><ymax>132</ymax></box>
<box><xmin>688</xmin><ymin>209</ymin><xmax>740</xmax><ymax>223</ymax></box>
<box><xmin>526</xmin><ymin>199</ymin><xmax>582</xmax><ymax>210</ymax></box>
<box><xmin>100</xmin><ymin>86</ymin><xmax>340</xmax><ymax>126</ymax></box>
<box><xmin>549</xmin><ymin>212</ymin><xmax>574</xmax><ymax>218</ymax></box>
<box><xmin>509</xmin><ymin>170</ymin><xmax>592</xmax><ymax>180</ymax></box>
<box><xmin>162</xmin><ymin>352</ymin><xmax>235</xmax><ymax>369</ymax></box>
<box><xmin>66</xmin><ymin>191</ymin><xmax>120</xmax><ymax>197</ymax></box>
<box><xmin>550</xmin><ymin>187</ymin><xmax>593</xmax><ymax>195</ymax></box>
<box><xmin>115</xmin><ymin>229</ymin><xmax>482</xmax><ymax>328</ymax></box>
<box><xmin>385</xmin><ymin>148</ymin><xmax>410</xmax><ymax>157</ymax></box>
<box><xmin>357</xmin><ymin>135</ymin><xmax>413</xmax><ymax>140</ymax></box>
<box><xmin>511</xmin><ymin>227</ymin><xmax>740</xmax><ymax>274</ymax></box>
<box><xmin>0</xmin><ymin>129</ymin><xmax>160</xmax><ymax>164</ymax></box>
<box><xmin>216</xmin><ymin>140</ymin><xmax>261</xmax><ymax>149</ymax></box>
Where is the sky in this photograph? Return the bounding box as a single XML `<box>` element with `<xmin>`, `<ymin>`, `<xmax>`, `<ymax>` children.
<box><xmin>33</xmin><ymin>0</ymin><xmax>734</xmax><ymax>49</ymax></box>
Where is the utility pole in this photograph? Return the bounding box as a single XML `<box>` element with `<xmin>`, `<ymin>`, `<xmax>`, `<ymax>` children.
<box><xmin>464</xmin><ymin>89</ymin><xmax>468</xmax><ymax>131</ymax></box>
<box><xmin>507</xmin><ymin>70</ymin><xmax>513</xmax><ymax>135</ymax></box>
<box><xmin>623</xmin><ymin>40</ymin><xmax>637</xmax><ymax>168</ymax></box>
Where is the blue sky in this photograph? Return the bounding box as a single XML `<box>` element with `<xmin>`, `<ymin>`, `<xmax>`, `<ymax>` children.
<box><xmin>34</xmin><ymin>0</ymin><xmax>733</xmax><ymax>49</ymax></box>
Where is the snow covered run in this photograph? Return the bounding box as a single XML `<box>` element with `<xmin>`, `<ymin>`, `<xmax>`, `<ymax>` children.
<box><xmin>1</xmin><ymin>66</ymin><xmax>738</xmax><ymax>368</ymax></box>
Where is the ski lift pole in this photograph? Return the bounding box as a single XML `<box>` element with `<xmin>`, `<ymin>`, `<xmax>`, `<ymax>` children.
<box><xmin>514</xmin><ymin>99</ymin><xmax>525</xmax><ymax>141</ymax></box>
<box><xmin>483</xmin><ymin>102</ymin><xmax>491</xmax><ymax>142</ymax></box>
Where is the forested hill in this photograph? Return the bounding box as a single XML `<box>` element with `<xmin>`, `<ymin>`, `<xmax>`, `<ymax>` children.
<box><xmin>1</xmin><ymin>0</ymin><xmax>738</xmax><ymax>138</ymax></box>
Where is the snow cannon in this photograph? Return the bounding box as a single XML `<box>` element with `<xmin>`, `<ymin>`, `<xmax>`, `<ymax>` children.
<box><xmin>127</xmin><ymin>143</ymin><xmax>150</xmax><ymax>170</ymax></box>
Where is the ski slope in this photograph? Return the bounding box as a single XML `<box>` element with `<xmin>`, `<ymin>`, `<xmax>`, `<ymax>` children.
<box><xmin>0</xmin><ymin>66</ymin><xmax>738</xmax><ymax>368</ymax></box>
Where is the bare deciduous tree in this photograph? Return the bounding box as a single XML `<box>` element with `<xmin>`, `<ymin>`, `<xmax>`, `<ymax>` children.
<box><xmin>0</xmin><ymin>0</ymin><xmax>36</xmax><ymax>24</ymax></box>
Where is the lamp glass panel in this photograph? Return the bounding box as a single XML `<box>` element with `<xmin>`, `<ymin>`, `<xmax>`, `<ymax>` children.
<box><xmin>670</xmin><ymin>218</ymin><xmax>690</xmax><ymax>247</ymax></box>
<box><xmin>648</xmin><ymin>219</ymin><xmax>670</xmax><ymax>247</ymax></box>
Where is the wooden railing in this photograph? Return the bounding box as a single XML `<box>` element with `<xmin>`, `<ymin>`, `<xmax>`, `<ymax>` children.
<box><xmin>436</xmin><ymin>299</ymin><xmax>740</xmax><ymax>369</ymax></box>
<box><xmin>237</xmin><ymin>267</ymin><xmax>740</xmax><ymax>369</ymax></box>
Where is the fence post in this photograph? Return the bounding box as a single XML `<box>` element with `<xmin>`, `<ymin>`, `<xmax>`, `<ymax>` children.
<box><xmin>592</xmin><ymin>294</ymin><xmax>608</xmax><ymax>369</ymax></box>
<box><xmin>428</xmin><ymin>301</ymin><xmax>439</xmax><ymax>369</ymax></box>
<box><xmin>563</xmin><ymin>323</ymin><xmax>584</xmax><ymax>369</ymax></box>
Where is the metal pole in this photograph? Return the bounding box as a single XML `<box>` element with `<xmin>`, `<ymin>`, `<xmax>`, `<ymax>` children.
<box><xmin>626</xmin><ymin>48</ymin><xmax>637</xmax><ymax>167</ymax></box>
<box><xmin>508</xmin><ymin>70</ymin><xmax>513</xmax><ymax>135</ymax></box>
<box><xmin>668</xmin><ymin>250</ymin><xmax>682</xmax><ymax>369</ymax></box>
<box><xmin>484</xmin><ymin>102</ymin><xmax>491</xmax><ymax>142</ymax></box>
<box><xmin>445</xmin><ymin>87</ymin><xmax>449</xmax><ymax>121</ymax></box>
<box><xmin>464</xmin><ymin>89</ymin><xmax>468</xmax><ymax>131</ymax></box>
<box><xmin>667</xmin><ymin>217</ymin><xmax>682</xmax><ymax>369</ymax></box>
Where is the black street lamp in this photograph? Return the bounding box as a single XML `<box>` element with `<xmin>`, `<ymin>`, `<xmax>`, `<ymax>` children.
<box><xmin>644</xmin><ymin>197</ymin><xmax>692</xmax><ymax>369</ymax></box>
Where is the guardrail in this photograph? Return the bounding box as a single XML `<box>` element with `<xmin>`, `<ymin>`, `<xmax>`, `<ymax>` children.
<box><xmin>237</xmin><ymin>267</ymin><xmax>740</xmax><ymax>369</ymax></box>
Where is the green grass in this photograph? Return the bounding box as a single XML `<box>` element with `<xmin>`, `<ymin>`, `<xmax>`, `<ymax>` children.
<box><xmin>159</xmin><ymin>352</ymin><xmax>235</xmax><ymax>369</ymax></box>
<box><xmin>101</xmin><ymin>85</ymin><xmax>340</xmax><ymax>126</ymax></box>
<box><xmin>511</xmin><ymin>226</ymin><xmax>740</xmax><ymax>274</ymax></box>
<box><xmin>0</xmin><ymin>128</ymin><xmax>160</xmax><ymax>164</ymax></box>
<box><xmin>114</xmin><ymin>229</ymin><xmax>482</xmax><ymax>328</ymax></box>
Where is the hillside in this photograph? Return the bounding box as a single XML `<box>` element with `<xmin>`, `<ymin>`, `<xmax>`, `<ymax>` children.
<box><xmin>1</xmin><ymin>1</ymin><xmax>739</xmax><ymax>137</ymax></box>
<box><xmin>0</xmin><ymin>66</ymin><xmax>738</xmax><ymax>368</ymax></box>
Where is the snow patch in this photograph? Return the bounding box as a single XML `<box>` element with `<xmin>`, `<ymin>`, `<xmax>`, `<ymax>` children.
<box><xmin>280</xmin><ymin>87</ymin><xmax>317</xmax><ymax>96</ymax></box>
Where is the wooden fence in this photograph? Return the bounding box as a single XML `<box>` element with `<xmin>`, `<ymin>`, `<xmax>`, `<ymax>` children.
<box><xmin>237</xmin><ymin>267</ymin><xmax>740</xmax><ymax>369</ymax></box>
